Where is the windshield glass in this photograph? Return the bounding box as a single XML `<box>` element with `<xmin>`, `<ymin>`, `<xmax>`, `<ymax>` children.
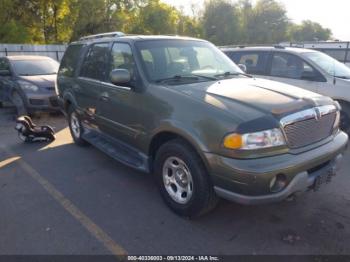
<box><xmin>304</xmin><ymin>52</ymin><xmax>350</xmax><ymax>79</ymax></box>
<box><xmin>12</xmin><ymin>58</ymin><xmax>59</xmax><ymax>76</ymax></box>
<box><xmin>135</xmin><ymin>39</ymin><xmax>242</xmax><ymax>83</ymax></box>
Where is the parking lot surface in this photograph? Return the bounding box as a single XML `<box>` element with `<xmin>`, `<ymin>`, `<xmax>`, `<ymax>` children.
<box><xmin>0</xmin><ymin>106</ymin><xmax>350</xmax><ymax>256</ymax></box>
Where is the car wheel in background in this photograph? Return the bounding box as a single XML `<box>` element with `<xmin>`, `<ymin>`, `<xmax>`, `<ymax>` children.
<box><xmin>68</xmin><ymin>106</ymin><xmax>89</xmax><ymax>146</ymax></box>
<box><xmin>154</xmin><ymin>139</ymin><xmax>218</xmax><ymax>218</ymax></box>
<box><xmin>11</xmin><ymin>91</ymin><xmax>27</xmax><ymax>116</ymax></box>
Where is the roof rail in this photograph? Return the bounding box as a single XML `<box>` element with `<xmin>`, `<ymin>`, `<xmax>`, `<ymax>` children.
<box><xmin>79</xmin><ymin>31</ymin><xmax>125</xmax><ymax>41</ymax></box>
<box><xmin>274</xmin><ymin>45</ymin><xmax>285</xmax><ymax>49</ymax></box>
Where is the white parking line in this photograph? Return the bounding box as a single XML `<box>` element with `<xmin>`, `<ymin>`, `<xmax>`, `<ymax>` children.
<box><xmin>0</xmin><ymin>146</ymin><xmax>128</xmax><ymax>258</ymax></box>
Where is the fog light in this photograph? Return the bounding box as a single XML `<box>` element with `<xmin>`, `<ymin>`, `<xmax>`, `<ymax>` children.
<box><xmin>270</xmin><ymin>174</ymin><xmax>287</xmax><ymax>193</ymax></box>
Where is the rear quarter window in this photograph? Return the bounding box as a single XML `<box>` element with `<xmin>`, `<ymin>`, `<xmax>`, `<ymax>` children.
<box><xmin>58</xmin><ymin>44</ymin><xmax>83</xmax><ymax>77</ymax></box>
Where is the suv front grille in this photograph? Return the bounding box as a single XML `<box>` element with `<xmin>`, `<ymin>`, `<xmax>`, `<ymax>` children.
<box><xmin>281</xmin><ymin>106</ymin><xmax>337</xmax><ymax>149</ymax></box>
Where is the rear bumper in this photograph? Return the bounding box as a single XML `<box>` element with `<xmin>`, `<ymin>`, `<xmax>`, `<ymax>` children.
<box><xmin>207</xmin><ymin>131</ymin><xmax>348</xmax><ymax>205</ymax></box>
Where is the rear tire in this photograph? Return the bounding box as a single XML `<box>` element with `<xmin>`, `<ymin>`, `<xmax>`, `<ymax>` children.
<box><xmin>68</xmin><ymin>106</ymin><xmax>88</xmax><ymax>146</ymax></box>
<box><xmin>154</xmin><ymin>139</ymin><xmax>218</xmax><ymax>218</ymax></box>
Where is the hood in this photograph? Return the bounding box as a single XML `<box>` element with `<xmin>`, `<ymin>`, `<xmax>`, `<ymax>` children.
<box><xmin>173</xmin><ymin>77</ymin><xmax>334</xmax><ymax>122</ymax></box>
<box><xmin>18</xmin><ymin>74</ymin><xmax>56</xmax><ymax>88</ymax></box>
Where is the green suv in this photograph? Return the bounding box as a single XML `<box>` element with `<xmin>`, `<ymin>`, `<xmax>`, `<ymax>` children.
<box><xmin>57</xmin><ymin>32</ymin><xmax>348</xmax><ymax>217</ymax></box>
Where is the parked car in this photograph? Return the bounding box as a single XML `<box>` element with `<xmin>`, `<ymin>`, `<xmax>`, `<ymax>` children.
<box><xmin>221</xmin><ymin>46</ymin><xmax>350</xmax><ymax>133</ymax></box>
<box><xmin>0</xmin><ymin>55</ymin><xmax>60</xmax><ymax>115</ymax></box>
<box><xmin>57</xmin><ymin>32</ymin><xmax>348</xmax><ymax>217</ymax></box>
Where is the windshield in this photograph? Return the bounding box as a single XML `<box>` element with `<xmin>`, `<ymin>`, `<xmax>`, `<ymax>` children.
<box><xmin>12</xmin><ymin>58</ymin><xmax>59</xmax><ymax>76</ymax></box>
<box><xmin>135</xmin><ymin>39</ymin><xmax>243</xmax><ymax>83</ymax></box>
<box><xmin>304</xmin><ymin>52</ymin><xmax>350</xmax><ymax>79</ymax></box>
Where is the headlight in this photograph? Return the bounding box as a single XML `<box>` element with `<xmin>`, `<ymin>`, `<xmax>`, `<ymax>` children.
<box><xmin>223</xmin><ymin>128</ymin><xmax>286</xmax><ymax>150</ymax></box>
<box><xmin>17</xmin><ymin>80</ymin><xmax>39</xmax><ymax>92</ymax></box>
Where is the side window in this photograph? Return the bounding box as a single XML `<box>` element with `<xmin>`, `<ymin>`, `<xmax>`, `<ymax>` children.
<box><xmin>270</xmin><ymin>53</ymin><xmax>314</xmax><ymax>79</ymax></box>
<box><xmin>140</xmin><ymin>49</ymin><xmax>155</xmax><ymax>79</ymax></box>
<box><xmin>225</xmin><ymin>52</ymin><xmax>241</xmax><ymax>64</ymax></box>
<box><xmin>238</xmin><ymin>52</ymin><xmax>268</xmax><ymax>75</ymax></box>
<box><xmin>80</xmin><ymin>43</ymin><xmax>110</xmax><ymax>81</ymax></box>
<box><xmin>59</xmin><ymin>44</ymin><xmax>83</xmax><ymax>77</ymax></box>
<box><xmin>110</xmin><ymin>43</ymin><xmax>135</xmax><ymax>81</ymax></box>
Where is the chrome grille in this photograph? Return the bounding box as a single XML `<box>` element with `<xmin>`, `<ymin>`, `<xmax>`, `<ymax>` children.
<box><xmin>281</xmin><ymin>106</ymin><xmax>337</xmax><ymax>149</ymax></box>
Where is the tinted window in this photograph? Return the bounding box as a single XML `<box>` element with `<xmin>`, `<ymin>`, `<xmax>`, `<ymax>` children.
<box><xmin>80</xmin><ymin>43</ymin><xmax>110</xmax><ymax>81</ymax></box>
<box><xmin>12</xmin><ymin>59</ymin><xmax>59</xmax><ymax>76</ymax></box>
<box><xmin>225</xmin><ymin>51</ymin><xmax>269</xmax><ymax>75</ymax></box>
<box><xmin>110</xmin><ymin>43</ymin><xmax>135</xmax><ymax>80</ymax></box>
<box><xmin>59</xmin><ymin>44</ymin><xmax>83</xmax><ymax>77</ymax></box>
<box><xmin>238</xmin><ymin>52</ymin><xmax>269</xmax><ymax>75</ymax></box>
<box><xmin>270</xmin><ymin>53</ymin><xmax>315</xmax><ymax>79</ymax></box>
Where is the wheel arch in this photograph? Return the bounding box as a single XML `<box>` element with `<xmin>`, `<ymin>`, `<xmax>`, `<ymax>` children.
<box><xmin>148</xmin><ymin>128</ymin><xmax>211</xmax><ymax>173</ymax></box>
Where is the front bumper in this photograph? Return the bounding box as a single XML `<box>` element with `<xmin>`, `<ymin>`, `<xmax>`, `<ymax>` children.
<box><xmin>207</xmin><ymin>131</ymin><xmax>348</xmax><ymax>205</ymax></box>
<box><xmin>24</xmin><ymin>92</ymin><xmax>60</xmax><ymax>112</ymax></box>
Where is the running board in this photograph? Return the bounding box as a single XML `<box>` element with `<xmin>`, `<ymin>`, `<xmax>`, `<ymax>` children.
<box><xmin>82</xmin><ymin>130</ymin><xmax>149</xmax><ymax>172</ymax></box>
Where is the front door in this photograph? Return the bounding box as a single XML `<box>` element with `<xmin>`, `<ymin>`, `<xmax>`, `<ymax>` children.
<box><xmin>267</xmin><ymin>52</ymin><xmax>328</xmax><ymax>93</ymax></box>
<box><xmin>97</xmin><ymin>42</ymin><xmax>144</xmax><ymax>148</ymax></box>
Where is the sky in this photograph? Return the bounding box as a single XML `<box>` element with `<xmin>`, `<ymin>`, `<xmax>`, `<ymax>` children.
<box><xmin>161</xmin><ymin>0</ymin><xmax>350</xmax><ymax>41</ymax></box>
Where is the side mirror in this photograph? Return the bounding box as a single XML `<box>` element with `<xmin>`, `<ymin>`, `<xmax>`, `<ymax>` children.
<box><xmin>0</xmin><ymin>69</ymin><xmax>11</xmax><ymax>77</ymax></box>
<box><xmin>301</xmin><ymin>70</ymin><xmax>317</xmax><ymax>81</ymax></box>
<box><xmin>110</xmin><ymin>69</ymin><xmax>131</xmax><ymax>85</ymax></box>
<box><xmin>238</xmin><ymin>64</ymin><xmax>247</xmax><ymax>73</ymax></box>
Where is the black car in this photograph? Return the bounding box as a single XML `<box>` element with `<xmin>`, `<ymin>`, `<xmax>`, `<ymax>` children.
<box><xmin>0</xmin><ymin>55</ymin><xmax>60</xmax><ymax>115</ymax></box>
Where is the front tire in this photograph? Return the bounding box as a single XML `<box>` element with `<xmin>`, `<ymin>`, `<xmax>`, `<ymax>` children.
<box><xmin>68</xmin><ymin>106</ymin><xmax>88</xmax><ymax>146</ymax></box>
<box><xmin>154</xmin><ymin>139</ymin><xmax>218</xmax><ymax>218</ymax></box>
<box><xmin>11</xmin><ymin>91</ymin><xmax>27</xmax><ymax>116</ymax></box>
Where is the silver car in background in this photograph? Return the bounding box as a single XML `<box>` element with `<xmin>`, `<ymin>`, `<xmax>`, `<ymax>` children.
<box><xmin>0</xmin><ymin>55</ymin><xmax>60</xmax><ymax>115</ymax></box>
<box><xmin>222</xmin><ymin>46</ymin><xmax>350</xmax><ymax>133</ymax></box>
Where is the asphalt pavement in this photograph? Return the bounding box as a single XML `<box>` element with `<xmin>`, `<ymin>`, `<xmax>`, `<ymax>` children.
<box><xmin>0</xmin><ymin>106</ymin><xmax>350</xmax><ymax>256</ymax></box>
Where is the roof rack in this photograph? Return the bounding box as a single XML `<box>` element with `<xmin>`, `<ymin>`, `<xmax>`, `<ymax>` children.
<box><xmin>274</xmin><ymin>45</ymin><xmax>285</xmax><ymax>49</ymax></box>
<box><xmin>79</xmin><ymin>31</ymin><xmax>125</xmax><ymax>41</ymax></box>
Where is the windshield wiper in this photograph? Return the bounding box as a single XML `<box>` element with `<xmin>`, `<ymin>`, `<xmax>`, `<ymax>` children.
<box><xmin>155</xmin><ymin>74</ymin><xmax>217</xmax><ymax>84</ymax></box>
<box><xmin>215</xmin><ymin>71</ymin><xmax>253</xmax><ymax>78</ymax></box>
<box><xmin>189</xmin><ymin>73</ymin><xmax>218</xmax><ymax>81</ymax></box>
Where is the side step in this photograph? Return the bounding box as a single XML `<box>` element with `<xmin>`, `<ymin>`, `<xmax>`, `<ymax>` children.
<box><xmin>82</xmin><ymin>130</ymin><xmax>149</xmax><ymax>172</ymax></box>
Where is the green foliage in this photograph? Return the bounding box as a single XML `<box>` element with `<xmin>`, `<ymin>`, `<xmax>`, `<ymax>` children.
<box><xmin>202</xmin><ymin>0</ymin><xmax>242</xmax><ymax>45</ymax></box>
<box><xmin>0</xmin><ymin>0</ymin><xmax>333</xmax><ymax>45</ymax></box>
<box><xmin>288</xmin><ymin>20</ymin><xmax>332</xmax><ymax>41</ymax></box>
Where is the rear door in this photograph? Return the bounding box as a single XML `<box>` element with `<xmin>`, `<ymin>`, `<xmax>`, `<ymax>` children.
<box><xmin>267</xmin><ymin>52</ymin><xmax>327</xmax><ymax>93</ymax></box>
<box><xmin>225</xmin><ymin>51</ymin><xmax>270</xmax><ymax>77</ymax></box>
<box><xmin>76</xmin><ymin>42</ymin><xmax>111</xmax><ymax>126</ymax></box>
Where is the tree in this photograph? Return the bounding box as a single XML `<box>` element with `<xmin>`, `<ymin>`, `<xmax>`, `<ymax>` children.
<box><xmin>202</xmin><ymin>0</ymin><xmax>242</xmax><ymax>45</ymax></box>
<box><xmin>130</xmin><ymin>0</ymin><xmax>179</xmax><ymax>35</ymax></box>
<box><xmin>288</xmin><ymin>20</ymin><xmax>332</xmax><ymax>41</ymax></box>
<box><xmin>244</xmin><ymin>0</ymin><xmax>289</xmax><ymax>44</ymax></box>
